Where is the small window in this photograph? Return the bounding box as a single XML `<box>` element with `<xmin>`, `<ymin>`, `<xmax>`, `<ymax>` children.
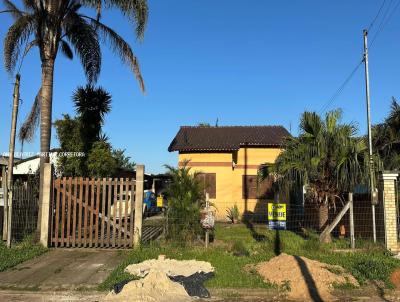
<box><xmin>196</xmin><ymin>173</ymin><xmax>216</xmax><ymax>199</ymax></box>
<box><xmin>242</xmin><ymin>175</ymin><xmax>273</xmax><ymax>199</ymax></box>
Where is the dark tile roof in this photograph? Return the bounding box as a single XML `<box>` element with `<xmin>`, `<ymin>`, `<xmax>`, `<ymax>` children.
<box><xmin>168</xmin><ymin>126</ymin><xmax>290</xmax><ymax>152</ymax></box>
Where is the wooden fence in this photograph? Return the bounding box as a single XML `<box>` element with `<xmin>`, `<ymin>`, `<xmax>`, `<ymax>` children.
<box><xmin>51</xmin><ymin>177</ymin><xmax>137</xmax><ymax>248</ymax></box>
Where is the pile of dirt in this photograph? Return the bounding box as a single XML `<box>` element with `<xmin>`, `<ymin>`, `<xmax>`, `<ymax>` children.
<box><xmin>125</xmin><ymin>258</ymin><xmax>214</xmax><ymax>277</ymax></box>
<box><xmin>105</xmin><ymin>271</ymin><xmax>193</xmax><ymax>302</ymax></box>
<box><xmin>255</xmin><ymin>253</ymin><xmax>358</xmax><ymax>302</ymax></box>
<box><xmin>390</xmin><ymin>268</ymin><xmax>400</xmax><ymax>289</ymax></box>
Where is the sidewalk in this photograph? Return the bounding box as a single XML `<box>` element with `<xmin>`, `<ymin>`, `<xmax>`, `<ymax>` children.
<box><xmin>0</xmin><ymin>249</ymin><xmax>123</xmax><ymax>291</ymax></box>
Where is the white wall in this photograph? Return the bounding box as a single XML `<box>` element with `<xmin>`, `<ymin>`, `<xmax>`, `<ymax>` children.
<box><xmin>13</xmin><ymin>153</ymin><xmax>59</xmax><ymax>175</ymax></box>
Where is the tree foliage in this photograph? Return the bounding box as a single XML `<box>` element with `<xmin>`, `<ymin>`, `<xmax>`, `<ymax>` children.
<box><xmin>112</xmin><ymin>149</ymin><xmax>136</xmax><ymax>170</ymax></box>
<box><xmin>1</xmin><ymin>0</ymin><xmax>147</xmax><ymax>143</ymax></box>
<box><xmin>87</xmin><ymin>141</ymin><xmax>117</xmax><ymax>177</ymax></box>
<box><xmin>164</xmin><ymin>161</ymin><xmax>205</xmax><ymax>242</ymax></box>
<box><xmin>54</xmin><ymin>86</ymin><xmax>133</xmax><ymax>177</ymax></box>
<box><xmin>267</xmin><ymin>110</ymin><xmax>369</xmax><ymax>230</ymax></box>
<box><xmin>73</xmin><ymin>85</ymin><xmax>111</xmax><ymax>154</ymax></box>
<box><xmin>372</xmin><ymin>97</ymin><xmax>400</xmax><ymax>170</ymax></box>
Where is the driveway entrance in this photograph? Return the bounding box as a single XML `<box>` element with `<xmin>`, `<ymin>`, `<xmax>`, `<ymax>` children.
<box><xmin>0</xmin><ymin>249</ymin><xmax>122</xmax><ymax>290</ymax></box>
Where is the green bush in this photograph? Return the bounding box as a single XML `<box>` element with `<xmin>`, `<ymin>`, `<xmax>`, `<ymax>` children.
<box><xmin>164</xmin><ymin>161</ymin><xmax>205</xmax><ymax>242</ymax></box>
<box><xmin>226</xmin><ymin>205</ymin><xmax>240</xmax><ymax>223</ymax></box>
<box><xmin>230</xmin><ymin>240</ymin><xmax>250</xmax><ymax>257</ymax></box>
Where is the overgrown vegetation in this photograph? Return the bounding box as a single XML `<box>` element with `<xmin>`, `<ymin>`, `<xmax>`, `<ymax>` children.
<box><xmin>54</xmin><ymin>85</ymin><xmax>135</xmax><ymax>177</ymax></box>
<box><xmin>164</xmin><ymin>162</ymin><xmax>205</xmax><ymax>242</ymax></box>
<box><xmin>372</xmin><ymin>97</ymin><xmax>400</xmax><ymax>170</ymax></box>
<box><xmin>100</xmin><ymin>223</ymin><xmax>400</xmax><ymax>291</ymax></box>
<box><xmin>0</xmin><ymin>236</ymin><xmax>47</xmax><ymax>272</ymax></box>
<box><xmin>263</xmin><ymin>110</ymin><xmax>369</xmax><ymax>234</ymax></box>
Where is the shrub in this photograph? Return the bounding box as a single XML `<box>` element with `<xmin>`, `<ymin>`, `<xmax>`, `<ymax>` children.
<box><xmin>226</xmin><ymin>205</ymin><xmax>240</xmax><ymax>223</ymax></box>
<box><xmin>164</xmin><ymin>161</ymin><xmax>205</xmax><ymax>242</ymax></box>
<box><xmin>230</xmin><ymin>240</ymin><xmax>250</xmax><ymax>257</ymax></box>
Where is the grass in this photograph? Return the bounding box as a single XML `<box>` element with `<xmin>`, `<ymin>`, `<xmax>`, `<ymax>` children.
<box><xmin>0</xmin><ymin>235</ymin><xmax>47</xmax><ymax>272</ymax></box>
<box><xmin>100</xmin><ymin>222</ymin><xmax>400</xmax><ymax>291</ymax></box>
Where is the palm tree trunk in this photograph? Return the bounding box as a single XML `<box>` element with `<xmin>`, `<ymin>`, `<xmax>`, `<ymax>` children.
<box><xmin>318</xmin><ymin>202</ymin><xmax>329</xmax><ymax>231</ymax></box>
<box><xmin>318</xmin><ymin>202</ymin><xmax>332</xmax><ymax>243</ymax></box>
<box><xmin>36</xmin><ymin>59</ymin><xmax>55</xmax><ymax>235</ymax></box>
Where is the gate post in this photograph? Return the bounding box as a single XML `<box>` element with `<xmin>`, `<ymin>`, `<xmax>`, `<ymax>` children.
<box><xmin>134</xmin><ymin>165</ymin><xmax>144</xmax><ymax>248</ymax></box>
<box><xmin>380</xmin><ymin>172</ymin><xmax>399</xmax><ymax>253</ymax></box>
<box><xmin>2</xmin><ymin>166</ymin><xmax>8</xmax><ymax>241</ymax></box>
<box><xmin>40</xmin><ymin>163</ymin><xmax>53</xmax><ymax>247</ymax></box>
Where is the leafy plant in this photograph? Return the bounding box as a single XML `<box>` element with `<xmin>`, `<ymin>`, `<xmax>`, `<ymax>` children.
<box><xmin>264</xmin><ymin>110</ymin><xmax>369</xmax><ymax>234</ymax></box>
<box><xmin>372</xmin><ymin>97</ymin><xmax>400</xmax><ymax>170</ymax></box>
<box><xmin>230</xmin><ymin>240</ymin><xmax>250</xmax><ymax>257</ymax></box>
<box><xmin>226</xmin><ymin>205</ymin><xmax>240</xmax><ymax>224</ymax></box>
<box><xmin>164</xmin><ymin>161</ymin><xmax>205</xmax><ymax>242</ymax></box>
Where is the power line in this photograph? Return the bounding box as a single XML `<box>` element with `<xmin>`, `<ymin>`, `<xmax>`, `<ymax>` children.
<box><xmin>370</xmin><ymin>0</ymin><xmax>400</xmax><ymax>49</ymax></box>
<box><xmin>367</xmin><ymin>0</ymin><xmax>387</xmax><ymax>32</ymax></box>
<box><xmin>318</xmin><ymin>0</ymin><xmax>398</xmax><ymax>113</ymax></box>
<box><xmin>318</xmin><ymin>60</ymin><xmax>363</xmax><ymax>114</ymax></box>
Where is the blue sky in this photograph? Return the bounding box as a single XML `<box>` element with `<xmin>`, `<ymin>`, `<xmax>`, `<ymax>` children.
<box><xmin>1</xmin><ymin>1</ymin><xmax>400</xmax><ymax>174</ymax></box>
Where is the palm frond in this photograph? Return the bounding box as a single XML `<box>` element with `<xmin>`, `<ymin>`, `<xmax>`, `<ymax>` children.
<box><xmin>2</xmin><ymin>0</ymin><xmax>23</xmax><ymax>19</ymax></box>
<box><xmin>19</xmin><ymin>89</ymin><xmax>41</xmax><ymax>143</ymax></box>
<box><xmin>81</xmin><ymin>0</ymin><xmax>148</xmax><ymax>39</ymax></box>
<box><xmin>84</xmin><ymin>16</ymin><xmax>145</xmax><ymax>92</ymax></box>
<box><xmin>59</xmin><ymin>39</ymin><xmax>73</xmax><ymax>59</ymax></box>
<box><xmin>63</xmin><ymin>13</ymin><xmax>101</xmax><ymax>83</ymax></box>
<box><xmin>4</xmin><ymin>14</ymin><xmax>35</xmax><ymax>72</ymax></box>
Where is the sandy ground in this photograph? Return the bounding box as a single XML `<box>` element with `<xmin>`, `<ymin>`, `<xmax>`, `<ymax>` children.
<box><xmin>105</xmin><ymin>271</ymin><xmax>192</xmax><ymax>302</ymax></box>
<box><xmin>125</xmin><ymin>257</ymin><xmax>214</xmax><ymax>277</ymax></box>
<box><xmin>254</xmin><ymin>253</ymin><xmax>358</xmax><ymax>302</ymax></box>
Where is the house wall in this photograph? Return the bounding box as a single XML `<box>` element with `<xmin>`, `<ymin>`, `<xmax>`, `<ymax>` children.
<box><xmin>179</xmin><ymin>147</ymin><xmax>283</xmax><ymax>220</ymax></box>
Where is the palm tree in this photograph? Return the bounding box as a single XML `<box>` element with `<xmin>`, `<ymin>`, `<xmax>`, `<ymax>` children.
<box><xmin>272</xmin><ymin>110</ymin><xmax>369</xmax><ymax>232</ymax></box>
<box><xmin>372</xmin><ymin>98</ymin><xmax>400</xmax><ymax>170</ymax></box>
<box><xmin>1</xmin><ymin>0</ymin><xmax>147</xmax><ymax>232</ymax></box>
<box><xmin>2</xmin><ymin>0</ymin><xmax>147</xmax><ymax>156</ymax></box>
<box><xmin>164</xmin><ymin>161</ymin><xmax>205</xmax><ymax>242</ymax></box>
<box><xmin>73</xmin><ymin>85</ymin><xmax>111</xmax><ymax>152</ymax></box>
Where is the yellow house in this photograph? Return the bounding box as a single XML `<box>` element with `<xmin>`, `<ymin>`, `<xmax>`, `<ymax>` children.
<box><xmin>168</xmin><ymin>126</ymin><xmax>290</xmax><ymax>220</ymax></box>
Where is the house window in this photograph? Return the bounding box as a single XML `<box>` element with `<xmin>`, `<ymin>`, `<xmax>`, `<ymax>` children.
<box><xmin>242</xmin><ymin>175</ymin><xmax>274</xmax><ymax>199</ymax></box>
<box><xmin>196</xmin><ymin>173</ymin><xmax>216</xmax><ymax>199</ymax></box>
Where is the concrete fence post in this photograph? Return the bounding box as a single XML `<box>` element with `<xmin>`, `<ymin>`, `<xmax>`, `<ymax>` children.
<box><xmin>380</xmin><ymin>172</ymin><xmax>399</xmax><ymax>253</ymax></box>
<box><xmin>134</xmin><ymin>165</ymin><xmax>144</xmax><ymax>248</ymax></box>
<box><xmin>349</xmin><ymin>192</ymin><xmax>355</xmax><ymax>249</ymax></box>
<box><xmin>2</xmin><ymin>167</ymin><xmax>8</xmax><ymax>241</ymax></box>
<box><xmin>40</xmin><ymin>163</ymin><xmax>53</xmax><ymax>247</ymax></box>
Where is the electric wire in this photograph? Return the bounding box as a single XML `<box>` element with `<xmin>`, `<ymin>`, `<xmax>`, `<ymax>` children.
<box><xmin>318</xmin><ymin>0</ymin><xmax>396</xmax><ymax>113</ymax></box>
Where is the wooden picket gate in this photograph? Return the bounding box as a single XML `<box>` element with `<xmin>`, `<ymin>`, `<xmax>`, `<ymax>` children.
<box><xmin>51</xmin><ymin>177</ymin><xmax>137</xmax><ymax>248</ymax></box>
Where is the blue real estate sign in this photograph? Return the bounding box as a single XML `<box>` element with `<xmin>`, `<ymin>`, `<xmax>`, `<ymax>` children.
<box><xmin>267</xmin><ymin>203</ymin><xmax>287</xmax><ymax>230</ymax></box>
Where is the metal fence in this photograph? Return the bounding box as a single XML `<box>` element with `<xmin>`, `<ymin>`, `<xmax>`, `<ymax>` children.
<box><xmin>10</xmin><ymin>179</ymin><xmax>40</xmax><ymax>241</ymax></box>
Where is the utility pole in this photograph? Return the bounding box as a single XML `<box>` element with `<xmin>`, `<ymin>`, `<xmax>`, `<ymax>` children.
<box><xmin>363</xmin><ymin>30</ymin><xmax>377</xmax><ymax>243</ymax></box>
<box><xmin>6</xmin><ymin>74</ymin><xmax>21</xmax><ymax>247</ymax></box>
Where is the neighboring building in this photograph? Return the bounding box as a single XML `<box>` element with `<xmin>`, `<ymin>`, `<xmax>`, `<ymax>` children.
<box><xmin>168</xmin><ymin>126</ymin><xmax>290</xmax><ymax>219</ymax></box>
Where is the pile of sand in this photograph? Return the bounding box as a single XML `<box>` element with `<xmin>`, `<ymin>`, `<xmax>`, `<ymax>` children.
<box><xmin>255</xmin><ymin>253</ymin><xmax>358</xmax><ymax>302</ymax></box>
<box><xmin>125</xmin><ymin>258</ymin><xmax>214</xmax><ymax>277</ymax></box>
<box><xmin>105</xmin><ymin>271</ymin><xmax>192</xmax><ymax>302</ymax></box>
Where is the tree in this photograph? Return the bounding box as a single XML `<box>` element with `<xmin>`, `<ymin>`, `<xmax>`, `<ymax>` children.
<box><xmin>164</xmin><ymin>162</ymin><xmax>205</xmax><ymax>242</ymax></box>
<box><xmin>3</xmin><ymin>0</ymin><xmax>147</xmax><ymax>159</ymax></box>
<box><xmin>2</xmin><ymin>0</ymin><xmax>147</xmax><ymax>232</ymax></box>
<box><xmin>372</xmin><ymin>98</ymin><xmax>400</xmax><ymax>170</ymax></box>
<box><xmin>54</xmin><ymin>114</ymin><xmax>134</xmax><ymax>177</ymax></box>
<box><xmin>54</xmin><ymin>114</ymin><xmax>84</xmax><ymax>176</ymax></box>
<box><xmin>112</xmin><ymin>149</ymin><xmax>135</xmax><ymax>170</ymax></box>
<box><xmin>87</xmin><ymin>141</ymin><xmax>117</xmax><ymax>177</ymax></box>
<box><xmin>272</xmin><ymin>110</ymin><xmax>368</xmax><ymax>232</ymax></box>
<box><xmin>73</xmin><ymin>85</ymin><xmax>111</xmax><ymax>155</ymax></box>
